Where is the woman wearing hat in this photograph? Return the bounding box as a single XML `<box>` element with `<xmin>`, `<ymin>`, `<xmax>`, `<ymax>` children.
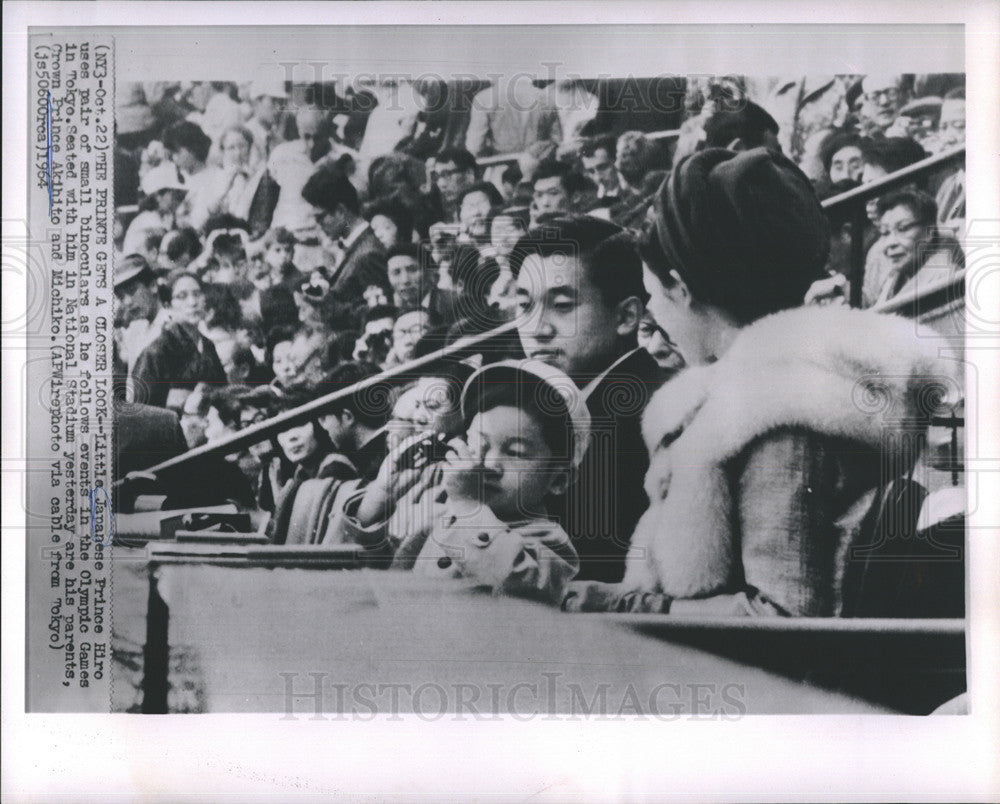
<box><xmin>121</xmin><ymin>168</ymin><xmax>188</xmax><ymax>257</ymax></box>
<box><xmin>564</xmin><ymin>147</ymin><xmax>958</xmax><ymax>616</ymax></box>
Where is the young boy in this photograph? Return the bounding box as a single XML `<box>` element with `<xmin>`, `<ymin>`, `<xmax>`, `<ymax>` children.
<box><xmin>334</xmin><ymin>360</ymin><xmax>590</xmax><ymax>604</ymax></box>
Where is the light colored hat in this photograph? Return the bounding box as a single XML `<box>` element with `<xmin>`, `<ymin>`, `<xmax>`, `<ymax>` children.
<box><xmin>460</xmin><ymin>359</ymin><xmax>592</xmax><ymax>469</ymax></box>
<box><xmin>115</xmin><ymin>253</ymin><xmax>155</xmax><ymax>288</ymax></box>
<box><xmin>140</xmin><ymin>162</ymin><xmax>188</xmax><ymax>196</ymax></box>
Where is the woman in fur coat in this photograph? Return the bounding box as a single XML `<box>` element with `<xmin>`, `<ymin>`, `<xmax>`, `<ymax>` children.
<box><xmin>563</xmin><ymin>147</ymin><xmax>959</xmax><ymax>617</ymax></box>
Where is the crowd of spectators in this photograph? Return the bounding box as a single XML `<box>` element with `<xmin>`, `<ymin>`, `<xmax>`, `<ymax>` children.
<box><xmin>113</xmin><ymin>71</ymin><xmax>966</xmax><ymax>614</ymax></box>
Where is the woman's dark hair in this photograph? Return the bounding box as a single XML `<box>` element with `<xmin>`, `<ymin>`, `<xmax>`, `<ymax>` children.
<box><xmin>265</xmin><ymin>324</ymin><xmax>300</xmax><ymax>365</ymax></box>
<box><xmin>457</xmin><ymin>181</ymin><xmax>505</xmax><ymax>211</ymax></box>
<box><xmin>364</xmin><ymin>195</ymin><xmax>414</xmax><ymax>246</ymax></box>
<box><xmin>272</xmin><ymin>382</ymin><xmax>335</xmax><ymax>461</ymax></box>
<box><xmin>162</xmin><ymin>120</ymin><xmax>213</xmax><ymax>164</ymax></box>
<box><xmin>164</xmin><ymin>227</ymin><xmax>204</xmax><ymax>263</ymax></box>
<box><xmin>198</xmin><ymin>384</ymin><xmax>245</xmax><ymax>428</ymax></box>
<box><xmin>820</xmin><ymin>130</ymin><xmax>864</xmax><ymax>174</ymax></box>
<box><xmin>203</xmin><ymin>283</ymin><xmax>245</xmax><ymax>331</ymax></box>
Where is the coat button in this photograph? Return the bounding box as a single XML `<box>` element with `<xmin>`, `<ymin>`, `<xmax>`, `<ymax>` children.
<box><xmin>437</xmin><ymin>556</ymin><xmax>452</xmax><ymax>569</ymax></box>
<box><xmin>476</xmin><ymin>532</ymin><xmax>491</xmax><ymax>544</ymax></box>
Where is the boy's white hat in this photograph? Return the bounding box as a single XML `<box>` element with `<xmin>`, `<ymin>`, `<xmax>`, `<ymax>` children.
<box><xmin>460</xmin><ymin>359</ymin><xmax>592</xmax><ymax>469</ymax></box>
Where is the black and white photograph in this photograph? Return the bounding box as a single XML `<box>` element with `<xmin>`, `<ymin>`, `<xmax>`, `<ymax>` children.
<box><xmin>4</xmin><ymin>3</ymin><xmax>999</xmax><ymax>801</ymax></box>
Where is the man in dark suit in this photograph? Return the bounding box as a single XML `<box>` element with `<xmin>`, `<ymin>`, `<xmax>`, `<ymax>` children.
<box><xmin>301</xmin><ymin>163</ymin><xmax>390</xmax><ymax>302</ymax></box>
<box><xmin>386</xmin><ymin>243</ymin><xmax>461</xmax><ymax>327</ymax></box>
<box><xmin>512</xmin><ymin>216</ymin><xmax>665</xmax><ymax>583</ymax></box>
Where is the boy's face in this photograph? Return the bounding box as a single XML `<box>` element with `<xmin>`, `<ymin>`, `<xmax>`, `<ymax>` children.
<box><xmin>465</xmin><ymin>406</ymin><xmax>563</xmax><ymax>520</ymax></box>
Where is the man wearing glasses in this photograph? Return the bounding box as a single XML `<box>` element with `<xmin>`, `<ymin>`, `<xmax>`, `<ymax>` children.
<box><xmin>858</xmin><ymin>73</ymin><xmax>909</xmax><ymax>136</ymax></box>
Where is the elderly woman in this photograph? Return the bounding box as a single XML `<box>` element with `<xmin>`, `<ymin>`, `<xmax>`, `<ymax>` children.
<box><xmin>131</xmin><ymin>271</ymin><xmax>227</xmax><ymax>410</ymax></box>
<box><xmin>564</xmin><ymin>147</ymin><xmax>956</xmax><ymax>617</ymax></box>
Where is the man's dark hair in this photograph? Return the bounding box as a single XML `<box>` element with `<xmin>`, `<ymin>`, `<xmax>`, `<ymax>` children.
<box><xmin>701</xmin><ymin>101</ymin><xmax>779</xmax><ymax>150</ymax></box>
<box><xmin>875</xmin><ymin>188</ymin><xmax>938</xmax><ymax>226</ymax></box>
<box><xmin>162</xmin><ymin>120</ymin><xmax>213</xmax><ymax>164</ymax></box>
<box><xmin>531</xmin><ymin>159</ymin><xmax>574</xmax><ymax>191</ymax></box>
<box><xmin>435</xmin><ymin>147</ymin><xmax>478</xmax><ymax>176</ymax></box>
<box><xmin>860</xmin><ymin>136</ymin><xmax>927</xmax><ymax>174</ymax></box>
<box><xmin>510</xmin><ymin>215</ymin><xmax>649</xmax><ymax>307</ymax></box>
<box><xmin>501</xmin><ymin>164</ymin><xmax>523</xmax><ymax>186</ymax></box>
<box><xmin>322</xmin><ymin>361</ymin><xmax>390</xmax><ymax>429</ymax></box>
<box><xmin>164</xmin><ymin>227</ymin><xmax>203</xmax><ymax>263</ymax></box>
<box><xmin>301</xmin><ymin>162</ymin><xmax>360</xmax><ymax>216</ymax></box>
<box><xmin>580</xmin><ymin>134</ymin><xmax>618</xmax><ymax>161</ymax></box>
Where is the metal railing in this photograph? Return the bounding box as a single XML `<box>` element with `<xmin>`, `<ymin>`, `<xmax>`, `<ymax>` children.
<box><xmin>113</xmin><ymin>319</ymin><xmax>520</xmax><ymax>486</ymax></box>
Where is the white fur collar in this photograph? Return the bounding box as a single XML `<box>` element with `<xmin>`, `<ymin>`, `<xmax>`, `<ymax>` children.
<box><xmin>622</xmin><ymin>306</ymin><xmax>961</xmax><ymax>600</ymax></box>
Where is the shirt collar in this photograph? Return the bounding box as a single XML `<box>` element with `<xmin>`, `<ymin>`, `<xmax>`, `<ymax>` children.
<box><xmin>581</xmin><ymin>348</ymin><xmax>641</xmax><ymax>400</ymax></box>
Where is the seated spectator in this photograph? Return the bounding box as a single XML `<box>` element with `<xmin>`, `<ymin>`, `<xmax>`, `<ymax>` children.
<box><xmin>614</xmin><ymin>131</ymin><xmax>658</xmax><ymax>194</ymax></box>
<box><xmin>457</xmin><ymin>182</ymin><xmax>504</xmax><ymax>244</ymax></box>
<box><xmin>266</xmin><ymin>324</ymin><xmax>300</xmax><ymax>390</ymax></box>
<box><xmin>429</xmin><ymin>148</ymin><xmax>479</xmax><ymax>224</ymax></box>
<box><xmin>529</xmin><ymin>159</ymin><xmax>577</xmax><ymax>223</ymax></box>
<box><xmin>857</xmin><ymin>74</ymin><xmax>911</xmax><ymax>137</ymax></box>
<box><xmin>512</xmin><ymin>215</ymin><xmax>663</xmax><ymax>582</ymax></box>
<box><xmin>563</xmin><ymin>146</ymin><xmax>956</xmax><ymax>616</ymax></box>
<box><xmin>336</xmin><ymin>360</ymin><xmax>585</xmax><ymax>604</ymax></box>
<box><xmin>132</xmin><ymin>271</ymin><xmax>227</xmax><ymax>409</ymax></box>
<box><xmin>388</xmin><ymin>243</ymin><xmax>460</xmax><ymax>326</ymax></box>
<box><xmin>114</xmin><ymin>254</ymin><xmax>172</xmax><ymax>374</ymax></box>
<box><xmin>500</xmin><ymin>164</ymin><xmax>523</xmax><ymax>203</ymax></box>
<box><xmin>203</xmin><ymin>228</ymin><xmax>251</xmax><ymax>284</ymax></box>
<box><xmin>301</xmin><ymin>162</ymin><xmax>390</xmax><ymax>300</ymax></box>
<box><xmin>122</xmin><ymin>171</ymin><xmax>188</xmax><ymax>257</ymax></box>
<box><xmin>819</xmin><ymin>131</ymin><xmax>864</xmax><ymax>187</ymax></box>
<box><xmin>198</xmin><ymin>384</ymin><xmax>262</xmax><ymax>494</ymax></box>
<box><xmin>353</xmin><ymin>304</ymin><xmax>398</xmax><ymax>367</ymax></box>
<box><xmin>895</xmin><ymin>96</ymin><xmax>943</xmax><ymax>152</ymax></box>
<box><xmin>488</xmin><ymin>207</ymin><xmax>531</xmax><ymax>314</ymax></box>
<box><xmin>864</xmin><ymin>189</ymin><xmax>964</xmax><ymax>311</ymax></box>
<box><xmin>385</xmin><ymin>308</ymin><xmax>435</xmax><ymax>368</ymax></box>
<box><xmin>383</xmin><ymin>359</ymin><xmax>476</xmax><ymax>453</ymax></box>
<box><xmin>214</xmin><ymin>125</ymin><xmax>280</xmax><ymax>239</ymax></box>
<box><xmin>860</xmin><ymin>135</ymin><xmax>927</xmax><ymax>185</ymax></box>
<box><xmin>316</xmin><ymin>361</ymin><xmax>392</xmax><ymax>481</ymax></box>
<box><xmin>451</xmin><ymin>247</ymin><xmax>501</xmax><ymax>323</ymax></box>
<box><xmin>258</xmin><ymin>226</ymin><xmax>305</xmax><ymax>290</ymax></box>
<box><xmin>162</xmin><ymin>119</ymin><xmax>217</xmax><ymax>232</ymax></box>
<box><xmin>580</xmin><ymin>136</ymin><xmax>624</xmax><ymax>201</ymax></box>
<box><xmin>637</xmin><ymin>310</ymin><xmax>685</xmax><ymax>380</ymax></box>
<box><xmin>933</xmin><ymin>89</ymin><xmax>966</xmax><ymax>239</ymax></box>
<box><xmin>365</xmin><ymin>195</ymin><xmax>415</xmax><ymax>251</ymax></box>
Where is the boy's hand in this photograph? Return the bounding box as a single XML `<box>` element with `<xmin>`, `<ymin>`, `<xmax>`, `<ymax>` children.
<box><xmin>442</xmin><ymin>437</ymin><xmax>482</xmax><ymax>504</ymax></box>
<box><xmin>356</xmin><ymin>432</ymin><xmax>436</xmax><ymax>526</ymax></box>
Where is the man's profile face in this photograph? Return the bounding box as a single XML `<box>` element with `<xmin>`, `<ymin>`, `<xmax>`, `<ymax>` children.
<box><xmin>581</xmin><ymin>148</ymin><xmax>619</xmax><ymax>195</ymax></box>
<box><xmin>515</xmin><ymin>252</ymin><xmax>622</xmax><ymax>380</ymax></box>
<box><xmin>532</xmin><ymin>177</ymin><xmax>570</xmax><ymax>215</ymax></box>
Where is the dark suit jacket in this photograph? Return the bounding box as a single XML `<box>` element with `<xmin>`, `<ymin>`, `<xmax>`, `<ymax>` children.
<box><xmin>555</xmin><ymin>348</ymin><xmax>665</xmax><ymax>583</ymax></box>
<box><xmin>330</xmin><ymin>227</ymin><xmax>390</xmax><ymax>303</ymax></box>
<box><xmin>115</xmin><ymin>403</ymin><xmax>188</xmax><ymax>479</ymax></box>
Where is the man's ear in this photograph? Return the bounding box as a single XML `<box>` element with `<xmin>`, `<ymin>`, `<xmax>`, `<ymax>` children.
<box><xmin>615</xmin><ymin>295</ymin><xmax>643</xmax><ymax>338</ymax></box>
<box><xmin>547</xmin><ymin>468</ymin><xmax>570</xmax><ymax>498</ymax></box>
